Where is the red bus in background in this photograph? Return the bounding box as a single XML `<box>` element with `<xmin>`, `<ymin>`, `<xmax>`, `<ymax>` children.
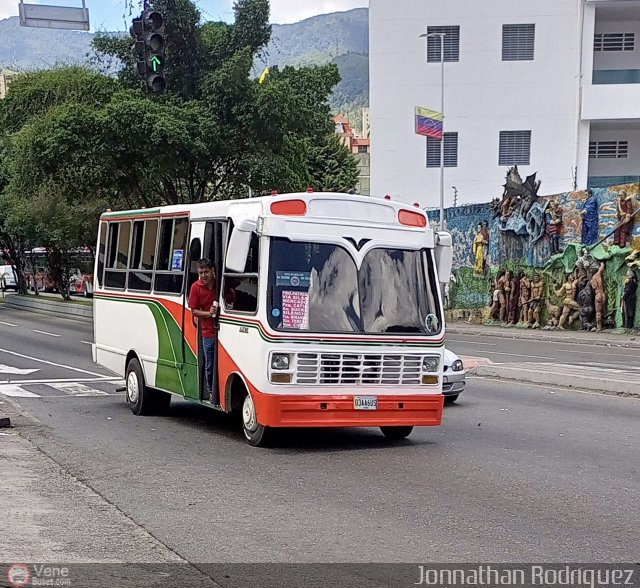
<box><xmin>24</xmin><ymin>247</ymin><xmax>94</xmax><ymax>297</ymax></box>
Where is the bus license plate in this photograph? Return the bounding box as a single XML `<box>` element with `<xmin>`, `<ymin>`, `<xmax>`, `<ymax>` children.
<box><xmin>354</xmin><ymin>396</ymin><xmax>378</xmax><ymax>410</ymax></box>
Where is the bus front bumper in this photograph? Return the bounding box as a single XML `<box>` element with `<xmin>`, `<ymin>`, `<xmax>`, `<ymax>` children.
<box><xmin>253</xmin><ymin>393</ymin><xmax>444</xmax><ymax>428</ymax></box>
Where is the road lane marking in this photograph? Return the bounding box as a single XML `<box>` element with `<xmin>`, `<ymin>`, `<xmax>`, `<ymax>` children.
<box><xmin>32</xmin><ymin>329</ymin><xmax>61</xmax><ymax>338</ymax></box>
<box><xmin>484</xmin><ymin>351</ymin><xmax>555</xmax><ymax>360</ymax></box>
<box><xmin>81</xmin><ymin>341</ymin><xmax>93</xmax><ymax>345</ymax></box>
<box><xmin>0</xmin><ymin>364</ymin><xmax>39</xmax><ymax>375</ymax></box>
<box><xmin>0</xmin><ymin>384</ymin><xmax>40</xmax><ymax>398</ymax></box>
<box><xmin>0</xmin><ymin>321</ymin><xmax>18</xmax><ymax>327</ymax></box>
<box><xmin>447</xmin><ymin>339</ymin><xmax>497</xmax><ymax>347</ymax></box>
<box><xmin>0</xmin><ymin>377</ymin><xmax>122</xmax><ymax>385</ymax></box>
<box><xmin>0</xmin><ymin>347</ymin><xmax>110</xmax><ymax>378</ymax></box>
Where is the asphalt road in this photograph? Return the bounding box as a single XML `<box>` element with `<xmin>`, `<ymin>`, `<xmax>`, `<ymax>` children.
<box><xmin>1</xmin><ymin>305</ymin><xmax>639</xmax><ymax>579</ymax></box>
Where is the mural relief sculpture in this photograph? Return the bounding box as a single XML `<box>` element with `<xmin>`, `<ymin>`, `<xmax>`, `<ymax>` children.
<box><xmin>545</xmin><ymin>197</ymin><xmax>563</xmax><ymax>255</ymax></box>
<box><xmin>545</xmin><ymin>299</ymin><xmax>562</xmax><ymax>328</ymax></box>
<box><xmin>472</xmin><ymin>224</ymin><xmax>488</xmax><ymax>276</ymax></box>
<box><xmin>481</xmin><ymin>221</ymin><xmax>490</xmax><ymax>270</ymax></box>
<box><xmin>555</xmin><ymin>273</ymin><xmax>581</xmax><ymax>330</ymax></box>
<box><xmin>527</xmin><ymin>272</ymin><xmax>545</xmax><ymax>329</ymax></box>
<box><xmin>613</xmin><ymin>191</ymin><xmax>636</xmax><ymax>248</ymax></box>
<box><xmin>507</xmin><ymin>271</ymin><xmax>520</xmax><ymax>324</ymax></box>
<box><xmin>622</xmin><ymin>270</ymin><xmax>638</xmax><ymax>330</ymax></box>
<box><xmin>577</xmin><ymin>278</ymin><xmax>596</xmax><ymax>331</ymax></box>
<box><xmin>580</xmin><ymin>189</ymin><xmax>599</xmax><ymax>246</ymax></box>
<box><xmin>590</xmin><ymin>262</ymin><xmax>607</xmax><ymax>332</ymax></box>
<box><xmin>518</xmin><ymin>273</ymin><xmax>531</xmax><ymax>324</ymax></box>
<box><xmin>490</xmin><ymin>269</ymin><xmax>511</xmax><ymax>322</ymax></box>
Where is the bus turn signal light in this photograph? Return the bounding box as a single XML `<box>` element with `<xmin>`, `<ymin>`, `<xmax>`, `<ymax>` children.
<box><xmin>270</xmin><ymin>199</ymin><xmax>307</xmax><ymax>216</ymax></box>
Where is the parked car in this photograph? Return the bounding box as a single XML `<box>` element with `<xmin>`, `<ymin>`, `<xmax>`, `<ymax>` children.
<box><xmin>0</xmin><ymin>265</ymin><xmax>18</xmax><ymax>291</ymax></box>
<box><xmin>443</xmin><ymin>348</ymin><xmax>465</xmax><ymax>403</ymax></box>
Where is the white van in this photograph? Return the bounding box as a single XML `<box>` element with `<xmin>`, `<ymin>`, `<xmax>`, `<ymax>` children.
<box><xmin>0</xmin><ymin>265</ymin><xmax>18</xmax><ymax>291</ymax></box>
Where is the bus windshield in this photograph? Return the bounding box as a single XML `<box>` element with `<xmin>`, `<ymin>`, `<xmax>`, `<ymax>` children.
<box><xmin>266</xmin><ymin>238</ymin><xmax>441</xmax><ymax>335</ymax></box>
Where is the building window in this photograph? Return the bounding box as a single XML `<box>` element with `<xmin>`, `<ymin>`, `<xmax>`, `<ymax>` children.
<box><xmin>426</xmin><ymin>26</ymin><xmax>460</xmax><ymax>62</ymax></box>
<box><xmin>594</xmin><ymin>32</ymin><xmax>634</xmax><ymax>52</ymax></box>
<box><xmin>499</xmin><ymin>131</ymin><xmax>531</xmax><ymax>165</ymax></box>
<box><xmin>589</xmin><ymin>140</ymin><xmax>628</xmax><ymax>159</ymax></box>
<box><xmin>426</xmin><ymin>133</ymin><xmax>458</xmax><ymax>168</ymax></box>
<box><xmin>357</xmin><ymin>145</ymin><xmax>368</xmax><ymax>154</ymax></box>
<box><xmin>502</xmin><ymin>24</ymin><xmax>535</xmax><ymax>61</ymax></box>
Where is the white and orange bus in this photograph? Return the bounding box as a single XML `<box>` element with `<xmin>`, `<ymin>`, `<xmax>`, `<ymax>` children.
<box><xmin>92</xmin><ymin>191</ymin><xmax>452</xmax><ymax>446</ymax></box>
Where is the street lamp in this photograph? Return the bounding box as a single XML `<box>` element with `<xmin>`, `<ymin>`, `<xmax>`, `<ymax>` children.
<box><xmin>419</xmin><ymin>31</ymin><xmax>446</xmax><ymax>229</ymax></box>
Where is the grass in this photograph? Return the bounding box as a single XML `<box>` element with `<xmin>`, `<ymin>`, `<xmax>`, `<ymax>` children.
<box><xmin>16</xmin><ymin>293</ymin><xmax>93</xmax><ymax>306</ymax></box>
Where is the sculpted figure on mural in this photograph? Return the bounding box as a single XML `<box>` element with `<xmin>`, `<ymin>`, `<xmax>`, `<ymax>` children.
<box><xmin>545</xmin><ymin>197</ymin><xmax>563</xmax><ymax>255</ymax></box>
<box><xmin>590</xmin><ymin>262</ymin><xmax>607</xmax><ymax>332</ymax></box>
<box><xmin>472</xmin><ymin>224</ymin><xmax>488</xmax><ymax>276</ymax></box>
<box><xmin>555</xmin><ymin>273</ymin><xmax>581</xmax><ymax>330</ymax></box>
<box><xmin>518</xmin><ymin>273</ymin><xmax>531</xmax><ymax>324</ymax></box>
<box><xmin>614</xmin><ymin>191</ymin><xmax>636</xmax><ymax>248</ymax></box>
<box><xmin>490</xmin><ymin>269</ymin><xmax>510</xmax><ymax>322</ymax></box>
<box><xmin>527</xmin><ymin>272</ymin><xmax>545</xmax><ymax>329</ymax></box>
<box><xmin>580</xmin><ymin>189</ymin><xmax>599</xmax><ymax>246</ymax></box>
<box><xmin>507</xmin><ymin>271</ymin><xmax>520</xmax><ymax>324</ymax></box>
<box><xmin>623</xmin><ymin>270</ymin><xmax>638</xmax><ymax>330</ymax></box>
<box><xmin>577</xmin><ymin>279</ymin><xmax>596</xmax><ymax>331</ymax></box>
<box><xmin>489</xmin><ymin>270</ymin><xmax>504</xmax><ymax>321</ymax></box>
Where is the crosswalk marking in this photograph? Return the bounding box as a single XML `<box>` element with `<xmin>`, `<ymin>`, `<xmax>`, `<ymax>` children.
<box><xmin>0</xmin><ymin>384</ymin><xmax>41</xmax><ymax>398</ymax></box>
<box><xmin>48</xmin><ymin>382</ymin><xmax>110</xmax><ymax>396</ymax></box>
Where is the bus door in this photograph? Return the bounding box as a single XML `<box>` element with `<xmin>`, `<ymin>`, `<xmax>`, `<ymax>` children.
<box><xmin>182</xmin><ymin>220</ymin><xmax>226</xmax><ymax>406</ymax></box>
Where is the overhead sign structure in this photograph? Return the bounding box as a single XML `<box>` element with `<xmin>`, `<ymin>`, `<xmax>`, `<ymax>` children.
<box><xmin>18</xmin><ymin>1</ymin><xmax>90</xmax><ymax>31</ymax></box>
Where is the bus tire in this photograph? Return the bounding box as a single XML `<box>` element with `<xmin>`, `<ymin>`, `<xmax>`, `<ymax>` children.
<box><xmin>444</xmin><ymin>394</ymin><xmax>459</xmax><ymax>404</ymax></box>
<box><xmin>241</xmin><ymin>392</ymin><xmax>272</xmax><ymax>447</ymax></box>
<box><xmin>125</xmin><ymin>358</ymin><xmax>155</xmax><ymax>416</ymax></box>
<box><xmin>380</xmin><ymin>426</ymin><xmax>413</xmax><ymax>440</ymax></box>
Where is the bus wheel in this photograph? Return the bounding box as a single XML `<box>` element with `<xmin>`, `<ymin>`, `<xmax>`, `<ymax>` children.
<box><xmin>126</xmin><ymin>358</ymin><xmax>154</xmax><ymax>416</ymax></box>
<box><xmin>380</xmin><ymin>426</ymin><xmax>413</xmax><ymax>440</ymax></box>
<box><xmin>242</xmin><ymin>392</ymin><xmax>271</xmax><ymax>447</ymax></box>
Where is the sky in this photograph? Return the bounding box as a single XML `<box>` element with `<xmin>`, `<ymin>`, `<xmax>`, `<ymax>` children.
<box><xmin>0</xmin><ymin>0</ymin><xmax>368</xmax><ymax>31</ymax></box>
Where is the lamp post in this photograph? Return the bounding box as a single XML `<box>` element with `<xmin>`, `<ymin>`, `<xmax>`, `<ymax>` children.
<box><xmin>420</xmin><ymin>31</ymin><xmax>446</xmax><ymax>230</ymax></box>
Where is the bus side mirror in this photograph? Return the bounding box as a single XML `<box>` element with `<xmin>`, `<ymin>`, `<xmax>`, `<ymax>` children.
<box><xmin>225</xmin><ymin>218</ymin><xmax>257</xmax><ymax>273</ymax></box>
<box><xmin>434</xmin><ymin>231</ymin><xmax>453</xmax><ymax>284</ymax></box>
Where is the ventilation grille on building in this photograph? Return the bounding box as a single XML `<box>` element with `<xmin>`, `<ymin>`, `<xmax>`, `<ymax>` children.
<box><xmin>499</xmin><ymin>131</ymin><xmax>531</xmax><ymax>165</ymax></box>
<box><xmin>426</xmin><ymin>26</ymin><xmax>460</xmax><ymax>62</ymax></box>
<box><xmin>594</xmin><ymin>33</ymin><xmax>635</xmax><ymax>52</ymax></box>
<box><xmin>502</xmin><ymin>24</ymin><xmax>535</xmax><ymax>61</ymax></box>
<box><xmin>427</xmin><ymin>133</ymin><xmax>458</xmax><ymax>168</ymax></box>
<box><xmin>589</xmin><ymin>141</ymin><xmax>628</xmax><ymax>159</ymax></box>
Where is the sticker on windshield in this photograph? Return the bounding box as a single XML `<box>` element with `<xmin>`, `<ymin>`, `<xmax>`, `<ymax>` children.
<box><xmin>171</xmin><ymin>249</ymin><xmax>184</xmax><ymax>271</ymax></box>
<box><xmin>282</xmin><ymin>290</ymin><xmax>309</xmax><ymax>329</ymax></box>
<box><xmin>276</xmin><ymin>271</ymin><xmax>311</xmax><ymax>288</ymax></box>
<box><xmin>272</xmin><ymin>308</ymin><xmax>281</xmax><ymax>318</ymax></box>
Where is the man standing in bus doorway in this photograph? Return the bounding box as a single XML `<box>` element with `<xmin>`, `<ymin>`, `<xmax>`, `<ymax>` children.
<box><xmin>189</xmin><ymin>258</ymin><xmax>219</xmax><ymax>402</ymax></box>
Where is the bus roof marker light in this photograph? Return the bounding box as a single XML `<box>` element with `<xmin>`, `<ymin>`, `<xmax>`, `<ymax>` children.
<box><xmin>384</xmin><ymin>195</ymin><xmax>391</xmax><ymax>200</ymax></box>
<box><xmin>306</xmin><ymin>187</ymin><xmax>314</xmax><ymax>193</ymax></box>
<box><xmin>270</xmin><ymin>199</ymin><xmax>307</xmax><ymax>216</ymax></box>
<box><xmin>398</xmin><ymin>209</ymin><xmax>427</xmax><ymax>228</ymax></box>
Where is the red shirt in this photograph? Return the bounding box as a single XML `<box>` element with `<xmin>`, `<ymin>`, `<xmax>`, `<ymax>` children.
<box><xmin>189</xmin><ymin>279</ymin><xmax>217</xmax><ymax>338</ymax></box>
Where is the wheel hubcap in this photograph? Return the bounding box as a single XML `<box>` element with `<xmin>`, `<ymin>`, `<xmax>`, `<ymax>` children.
<box><xmin>242</xmin><ymin>394</ymin><xmax>258</xmax><ymax>433</ymax></box>
<box><xmin>127</xmin><ymin>371</ymin><xmax>139</xmax><ymax>404</ymax></box>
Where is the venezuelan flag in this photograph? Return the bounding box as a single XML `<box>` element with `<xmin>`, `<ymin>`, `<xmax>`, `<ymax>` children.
<box><xmin>415</xmin><ymin>107</ymin><xmax>443</xmax><ymax>139</ymax></box>
<box><xmin>258</xmin><ymin>66</ymin><xmax>270</xmax><ymax>84</ymax></box>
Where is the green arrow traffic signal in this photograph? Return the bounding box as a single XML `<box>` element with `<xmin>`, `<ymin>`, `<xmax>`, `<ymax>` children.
<box><xmin>151</xmin><ymin>55</ymin><xmax>162</xmax><ymax>72</ymax></box>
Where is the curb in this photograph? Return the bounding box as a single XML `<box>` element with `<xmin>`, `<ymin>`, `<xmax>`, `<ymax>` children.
<box><xmin>4</xmin><ymin>295</ymin><xmax>92</xmax><ymax>323</ymax></box>
<box><xmin>447</xmin><ymin>324</ymin><xmax>640</xmax><ymax>350</ymax></box>
<box><xmin>468</xmin><ymin>364</ymin><xmax>640</xmax><ymax>397</ymax></box>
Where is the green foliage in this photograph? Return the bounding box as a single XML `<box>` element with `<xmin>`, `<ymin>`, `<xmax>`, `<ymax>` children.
<box><xmin>0</xmin><ymin>0</ymin><xmax>356</xmax><ymax>299</ymax></box>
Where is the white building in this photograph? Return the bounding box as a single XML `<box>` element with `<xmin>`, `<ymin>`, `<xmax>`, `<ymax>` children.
<box><xmin>369</xmin><ymin>0</ymin><xmax>640</xmax><ymax>207</ymax></box>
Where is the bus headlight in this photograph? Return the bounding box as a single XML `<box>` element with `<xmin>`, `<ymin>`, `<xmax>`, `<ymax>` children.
<box><xmin>422</xmin><ymin>356</ymin><xmax>440</xmax><ymax>373</ymax></box>
<box><xmin>271</xmin><ymin>354</ymin><xmax>291</xmax><ymax>370</ymax></box>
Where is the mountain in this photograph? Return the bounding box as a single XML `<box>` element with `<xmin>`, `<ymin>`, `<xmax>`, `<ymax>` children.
<box><xmin>0</xmin><ymin>8</ymin><xmax>369</xmax><ymax>108</ymax></box>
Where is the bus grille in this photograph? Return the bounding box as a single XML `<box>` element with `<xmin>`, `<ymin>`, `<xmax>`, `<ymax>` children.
<box><xmin>295</xmin><ymin>353</ymin><xmax>423</xmax><ymax>385</ymax></box>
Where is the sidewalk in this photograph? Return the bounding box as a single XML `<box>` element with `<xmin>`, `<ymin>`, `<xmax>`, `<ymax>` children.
<box><xmin>447</xmin><ymin>321</ymin><xmax>640</xmax><ymax>349</ymax></box>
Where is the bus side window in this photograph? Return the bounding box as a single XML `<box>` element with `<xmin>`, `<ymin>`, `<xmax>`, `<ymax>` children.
<box><xmin>223</xmin><ymin>232</ymin><xmax>259</xmax><ymax>313</ymax></box>
<box><xmin>129</xmin><ymin>219</ymin><xmax>158</xmax><ymax>292</ymax></box>
<box><xmin>187</xmin><ymin>237</ymin><xmax>201</xmax><ymax>294</ymax></box>
<box><xmin>105</xmin><ymin>221</ymin><xmax>131</xmax><ymax>290</ymax></box>
<box><xmin>154</xmin><ymin>217</ymin><xmax>188</xmax><ymax>294</ymax></box>
<box><xmin>96</xmin><ymin>223</ymin><xmax>107</xmax><ymax>288</ymax></box>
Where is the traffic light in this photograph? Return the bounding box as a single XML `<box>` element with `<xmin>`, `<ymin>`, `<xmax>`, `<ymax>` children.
<box><xmin>130</xmin><ymin>9</ymin><xmax>166</xmax><ymax>94</ymax></box>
